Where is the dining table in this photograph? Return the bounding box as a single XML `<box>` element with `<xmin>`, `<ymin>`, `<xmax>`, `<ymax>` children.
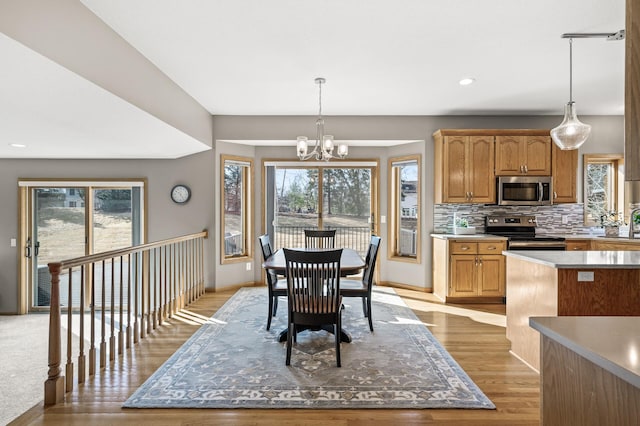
<box><xmin>262</xmin><ymin>247</ymin><xmax>366</xmax><ymax>343</ymax></box>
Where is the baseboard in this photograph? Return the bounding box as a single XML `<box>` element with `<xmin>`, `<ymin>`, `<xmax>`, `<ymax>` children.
<box><xmin>378</xmin><ymin>281</ymin><xmax>433</xmax><ymax>293</ymax></box>
<box><xmin>205</xmin><ymin>281</ymin><xmax>263</xmax><ymax>293</ymax></box>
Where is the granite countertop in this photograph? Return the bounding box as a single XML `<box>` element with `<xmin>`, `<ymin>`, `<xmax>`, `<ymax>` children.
<box><xmin>502</xmin><ymin>250</ymin><xmax>640</xmax><ymax>268</ymax></box>
<box><xmin>530</xmin><ymin>316</ymin><xmax>640</xmax><ymax>388</ymax></box>
<box><xmin>430</xmin><ymin>233</ymin><xmax>508</xmax><ymax>241</ymax></box>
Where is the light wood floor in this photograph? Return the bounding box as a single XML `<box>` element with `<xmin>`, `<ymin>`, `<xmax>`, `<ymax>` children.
<box><xmin>13</xmin><ymin>287</ymin><xmax>540</xmax><ymax>426</ymax></box>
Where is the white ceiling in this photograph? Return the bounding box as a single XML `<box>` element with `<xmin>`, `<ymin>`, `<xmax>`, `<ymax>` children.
<box><xmin>0</xmin><ymin>0</ymin><xmax>627</xmax><ymax>158</ymax></box>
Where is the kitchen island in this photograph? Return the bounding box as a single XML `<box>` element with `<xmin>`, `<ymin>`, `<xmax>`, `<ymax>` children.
<box><xmin>503</xmin><ymin>250</ymin><xmax>640</xmax><ymax>371</ymax></box>
<box><xmin>530</xmin><ymin>316</ymin><xmax>640</xmax><ymax>425</ymax></box>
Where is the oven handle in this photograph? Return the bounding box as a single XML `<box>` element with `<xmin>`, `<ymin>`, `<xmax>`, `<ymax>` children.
<box><xmin>508</xmin><ymin>240</ymin><xmax>566</xmax><ymax>249</ymax></box>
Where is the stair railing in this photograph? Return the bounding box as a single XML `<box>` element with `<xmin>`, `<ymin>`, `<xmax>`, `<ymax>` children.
<box><xmin>44</xmin><ymin>230</ymin><xmax>208</xmax><ymax>405</ymax></box>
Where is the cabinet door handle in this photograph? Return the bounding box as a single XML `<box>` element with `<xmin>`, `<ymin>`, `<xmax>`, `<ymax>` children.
<box><xmin>554</xmin><ymin>191</ymin><xmax>558</xmax><ymax>199</ymax></box>
<box><xmin>524</xmin><ymin>165</ymin><xmax>528</xmax><ymax>173</ymax></box>
<box><xmin>487</xmin><ymin>246</ymin><xmax>496</xmax><ymax>250</ymax></box>
<box><xmin>469</xmin><ymin>191</ymin><xmax>473</xmax><ymax>199</ymax></box>
<box><xmin>475</xmin><ymin>256</ymin><xmax>478</xmax><ymax>266</ymax></box>
<box><xmin>478</xmin><ymin>258</ymin><xmax>483</xmax><ymax>266</ymax></box>
<box><xmin>519</xmin><ymin>165</ymin><xmax>523</xmax><ymax>173</ymax></box>
<box><xmin>460</xmin><ymin>246</ymin><xmax>470</xmax><ymax>251</ymax></box>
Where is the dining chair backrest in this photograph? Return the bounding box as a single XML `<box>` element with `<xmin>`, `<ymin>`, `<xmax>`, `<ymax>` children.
<box><xmin>284</xmin><ymin>248</ymin><xmax>343</xmax><ymax>314</ymax></box>
<box><xmin>258</xmin><ymin>234</ymin><xmax>274</xmax><ymax>261</ymax></box>
<box><xmin>362</xmin><ymin>236</ymin><xmax>382</xmax><ymax>286</ymax></box>
<box><xmin>304</xmin><ymin>229</ymin><xmax>336</xmax><ymax>249</ymax></box>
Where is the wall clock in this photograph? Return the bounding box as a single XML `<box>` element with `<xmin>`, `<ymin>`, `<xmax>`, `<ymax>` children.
<box><xmin>171</xmin><ymin>184</ymin><xmax>191</xmax><ymax>204</ymax></box>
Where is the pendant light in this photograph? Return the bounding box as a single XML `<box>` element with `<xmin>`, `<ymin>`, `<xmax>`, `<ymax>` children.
<box><xmin>551</xmin><ymin>30</ymin><xmax>625</xmax><ymax>150</ymax></box>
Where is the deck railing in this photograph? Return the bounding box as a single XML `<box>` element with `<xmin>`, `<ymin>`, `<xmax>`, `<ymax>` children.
<box><xmin>44</xmin><ymin>231</ymin><xmax>208</xmax><ymax>405</ymax></box>
<box><xmin>273</xmin><ymin>225</ymin><xmax>371</xmax><ymax>257</ymax></box>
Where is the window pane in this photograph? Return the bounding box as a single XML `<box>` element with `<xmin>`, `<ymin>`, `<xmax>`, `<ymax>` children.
<box><xmin>273</xmin><ymin>168</ymin><xmax>318</xmax><ymax>249</ymax></box>
<box><xmin>224</xmin><ymin>162</ymin><xmax>245</xmax><ymax>256</ymax></box>
<box><xmin>93</xmin><ymin>189</ymin><xmax>133</xmax><ymax>253</ymax></box>
<box><xmin>585</xmin><ymin>162</ymin><xmax>615</xmax><ymax>225</ymax></box>
<box><xmin>389</xmin><ymin>156</ymin><xmax>420</xmax><ymax>260</ymax></box>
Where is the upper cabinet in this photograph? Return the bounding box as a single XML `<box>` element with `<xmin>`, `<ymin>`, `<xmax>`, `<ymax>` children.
<box><xmin>551</xmin><ymin>143</ymin><xmax>578</xmax><ymax>203</ymax></box>
<box><xmin>433</xmin><ymin>131</ymin><xmax>495</xmax><ymax>203</ymax></box>
<box><xmin>495</xmin><ymin>135</ymin><xmax>551</xmax><ymax>176</ymax></box>
<box><xmin>434</xmin><ymin>129</ymin><xmax>575</xmax><ymax>205</ymax></box>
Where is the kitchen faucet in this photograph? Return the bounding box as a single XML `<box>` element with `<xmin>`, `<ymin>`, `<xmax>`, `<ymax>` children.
<box><xmin>629</xmin><ymin>208</ymin><xmax>640</xmax><ymax>239</ymax></box>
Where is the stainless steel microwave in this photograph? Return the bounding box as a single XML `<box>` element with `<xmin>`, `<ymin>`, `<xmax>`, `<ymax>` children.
<box><xmin>497</xmin><ymin>176</ymin><xmax>553</xmax><ymax>206</ymax></box>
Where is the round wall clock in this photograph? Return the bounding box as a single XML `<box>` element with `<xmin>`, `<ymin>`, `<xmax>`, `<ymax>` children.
<box><xmin>171</xmin><ymin>184</ymin><xmax>191</xmax><ymax>204</ymax></box>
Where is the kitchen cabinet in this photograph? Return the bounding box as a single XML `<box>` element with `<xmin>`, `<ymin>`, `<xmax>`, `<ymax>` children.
<box><xmin>591</xmin><ymin>239</ymin><xmax>640</xmax><ymax>250</ymax></box>
<box><xmin>433</xmin><ymin>132</ymin><xmax>494</xmax><ymax>203</ymax></box>
<box><xmin>433</xmin><ymin>237</ymin><xmax>506</xmax><ymax>302</ymax></box>
<box><xmin>565</xmin><ymin>240</ymin><xmax>591</xmax><ymax>251</ymax></box>
<box><xmin>552</xmin><ymin>143</ymin><xmax>578</xmax><ymax>203</ymax></box>
<box><xmin>495</xmin><ymin>135</ymin><xmax>551</xmax><ymax>176</ymax></box>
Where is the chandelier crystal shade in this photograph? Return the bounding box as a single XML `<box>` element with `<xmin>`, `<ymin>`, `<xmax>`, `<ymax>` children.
<box><xmin>551</xmin><ymin>30</ymin><xmax>625</xmax><ymax>150</ymax></box>
<box><xmin>296</xmin><ymin>78</ymin><xmax>348</xmax><ymax>161</ymax></box>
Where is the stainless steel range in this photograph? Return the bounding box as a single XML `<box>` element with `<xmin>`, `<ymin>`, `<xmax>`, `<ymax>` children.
<box><xmin>485</xmin><ymin>215</ymin><xmax>566</xmax><ymax>250</ymax></box>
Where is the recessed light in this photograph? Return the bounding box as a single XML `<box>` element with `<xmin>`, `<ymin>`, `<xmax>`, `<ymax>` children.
<box><xmin>9</xmin><ymin>143</ymin><xmax>27</xmax><ymax>148</ymax></box>
<box><xmin>459</xmin><ymin>78</ymin><xmax>476</xmax><ymax>86</ymax></box>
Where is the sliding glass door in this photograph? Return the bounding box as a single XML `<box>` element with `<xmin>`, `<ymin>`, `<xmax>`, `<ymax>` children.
<box><xmin>265</xmin><ymin>162</ymin><xmax>377</xmax><ymax>257</ymax></box>
<box><xmin>20</xmin><ymin>180</ymin><xmax>145</xmax><ymax>311</ymax></box>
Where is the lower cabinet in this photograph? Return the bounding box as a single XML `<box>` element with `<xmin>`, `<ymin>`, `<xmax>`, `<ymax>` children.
<box><xmin>433</xmin><ymin>238</ymin><xmax>506</xmax><ymax>303</ymax></box>
<box><xmin>565</xmin><ymin>240</ymin><xmax>591</xmax><ymax>251</ymax></box>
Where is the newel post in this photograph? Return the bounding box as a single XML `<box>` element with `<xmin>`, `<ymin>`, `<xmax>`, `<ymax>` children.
<box><xmin>44</xmin><ymin>262</ymin><xmax>64</xmax><ymax>405</ymax></box>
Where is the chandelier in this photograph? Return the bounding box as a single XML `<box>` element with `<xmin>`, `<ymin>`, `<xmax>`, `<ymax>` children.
<box><xmin>296</xmin><ymin>77</ymin><xmax>348</xmax><ymax>161</ymax></box>
<box><xmin>551</xmin><ymin>30</ymin><xmax>625</xmax><ymax>150</ymax></box>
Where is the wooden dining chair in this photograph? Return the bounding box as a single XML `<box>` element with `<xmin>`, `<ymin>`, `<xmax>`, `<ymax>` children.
<box><xmin>284</xmin><ymin>248</ymin><xmax>343</xmax><ymax>367</ymax></box>
<box><xmin>258</xmin><ymin>234</ymin><xmax>287</xmax><ymax>331</ymax></box>
<box><xmin>304</xmin><ymin>229</ymin><xmax>336</xmax><ymax>248</ymax></box>
<box><xmin>340</xmin><ymin>235</ymin><xmax>381</xmax><ymax>332</ymax></box>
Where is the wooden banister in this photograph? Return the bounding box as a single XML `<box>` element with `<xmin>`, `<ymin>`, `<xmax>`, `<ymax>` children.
<box><xmin>44</xmin><ymin>230</ymin><xmax>208</xmax><ymax>405</ymax></box>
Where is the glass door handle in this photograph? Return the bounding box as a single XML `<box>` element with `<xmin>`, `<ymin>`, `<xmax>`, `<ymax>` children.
<box><xmin>25</xmin><ymin>238</ymin><xmax>32</xmax><ymax>258</ymax></box>
<box><xmin>34</xmin><ymin>241</ymin><xmax>40</xmax><ymax>257</ymax></box>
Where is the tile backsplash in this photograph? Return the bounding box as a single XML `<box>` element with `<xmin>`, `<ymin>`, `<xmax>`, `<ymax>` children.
<box><xmin>433</xmin><ymin>203</ymin><xmax>608</xmax><ymax>235</ymax></box>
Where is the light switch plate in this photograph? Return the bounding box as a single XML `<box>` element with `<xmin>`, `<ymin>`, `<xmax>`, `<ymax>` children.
<box><xmin>246</xmin><ymin>262</ymin><xmax>252</xmax><ymax>271</ymax></box>
<box><xmin>10</xmin><ymin>238</ymin><xmax>16</xmax><ymax>247</ymax></box>
<box><xmin>577</xmin><ymin>271</ymin><xmax>594</xmax><ymax>282</ymax></box>
<box><xmin>381</xmin><ymin>215</ymin><xmax>386</xmax><ymax>224</ymax></box>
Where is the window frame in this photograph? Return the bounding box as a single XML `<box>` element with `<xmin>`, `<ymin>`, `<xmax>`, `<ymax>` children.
<box><xmin>220</xmin><ymin>155</ymin><xmax>253</xmax><ymax>264</ymax></box>
<box><xmin>583</xmin><ymin>154</ymin><xmax>625</xmax><ymax>226</ymax></box>
<box><xmin>387</xmin><ymin>154</ymin><xmax>421</xmax><ymax>263</ymax></box>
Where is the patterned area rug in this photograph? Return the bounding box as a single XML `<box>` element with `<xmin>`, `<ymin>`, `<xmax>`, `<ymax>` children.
<box><xmin>123</xmin><ymin>287</ymin><xmax>495</xmax><ymax>409</ymax></box>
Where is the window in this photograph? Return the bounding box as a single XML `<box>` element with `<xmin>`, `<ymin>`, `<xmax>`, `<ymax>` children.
<box><xmin>388</xmin><ymin>155</ymin><xmax>420</xmax><ymax>261</ymax></box>
<box><xmin>583</xmin><ymin>154</ymin><xmax>625</xmax><ymax>226</ymax></box>
<box><xmin>221</xmin><ymin>155</ymin><xmax>253</xmax><ymax>263</ymax></box>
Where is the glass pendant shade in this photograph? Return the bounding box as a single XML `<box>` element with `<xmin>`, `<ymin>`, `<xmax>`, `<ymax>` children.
<box><xmin>551</xmin><ymin>102</ymin><xmax>591</xmax><ymax>150</ymax></box>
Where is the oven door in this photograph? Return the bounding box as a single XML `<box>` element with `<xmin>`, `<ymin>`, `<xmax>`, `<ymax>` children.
<box><xmin>507</xmin><ymin>240</ymin><xmax>566</xmax><ymax>251</ymax></box>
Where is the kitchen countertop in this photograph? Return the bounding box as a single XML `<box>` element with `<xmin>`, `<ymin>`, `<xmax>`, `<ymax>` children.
<box><xmin>502</xmin><ymin>250</ymin><xmax>640</xmax><ymax>268</ymax></box>
<box><xmin>430</xmin><ymin>233</ymin><xmax>508</xmax><ymax>240</ymax></box>
<box><xmin>529</xmin><ymin>316</ymin><xmax>640</xmax><ymax>388</ymax></box>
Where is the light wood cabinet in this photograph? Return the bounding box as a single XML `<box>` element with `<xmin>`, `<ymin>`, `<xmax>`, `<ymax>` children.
<box><xmin>590</xmin><ymin>240</ymin><xmax>640</xmax><ymax>250</ymax></box>
<box><xmin>434</xmin><ymin>132</ymin><xmax>495</xmax><ymax>203</ymax></box>
<box><xmin>552</xmin><ymin>143</ymin><xmax>578</xmax><ymax>203</ymax></box>
<box><xmin>495</xmin><ymin>135</ymin><xmax>552</xmax><ymax>176</ymax></box>
<box><xmin>565</xmin><ymin>240</ymin><xmax>590</xmax><ymax>251</ymax></box>
<box><xmin>433</xmin><ymin>237</ymin><xmax>506</xmax><ymax>302</ymax></box>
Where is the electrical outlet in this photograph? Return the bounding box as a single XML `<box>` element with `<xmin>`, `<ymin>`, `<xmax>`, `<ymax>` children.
<box><xmin>577</xmin><ymin>271</ymin><xmax>594</xmax><ymax>282</ymax></box>
<box><xmin>562</xmin><ymin>215</ymin><xmax>569</xmax><ymax>224</ymax></box>
<box><xmin>246</xmin><ymin>262</ymin><xmax>252</xmax><ymax>271</ymax></box>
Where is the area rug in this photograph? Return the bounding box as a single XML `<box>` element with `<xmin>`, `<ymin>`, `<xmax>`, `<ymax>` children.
<box><xmin>123</xmin><ymin>287</ymin><xmax>495</xmax><ymax>409</ymax></box>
